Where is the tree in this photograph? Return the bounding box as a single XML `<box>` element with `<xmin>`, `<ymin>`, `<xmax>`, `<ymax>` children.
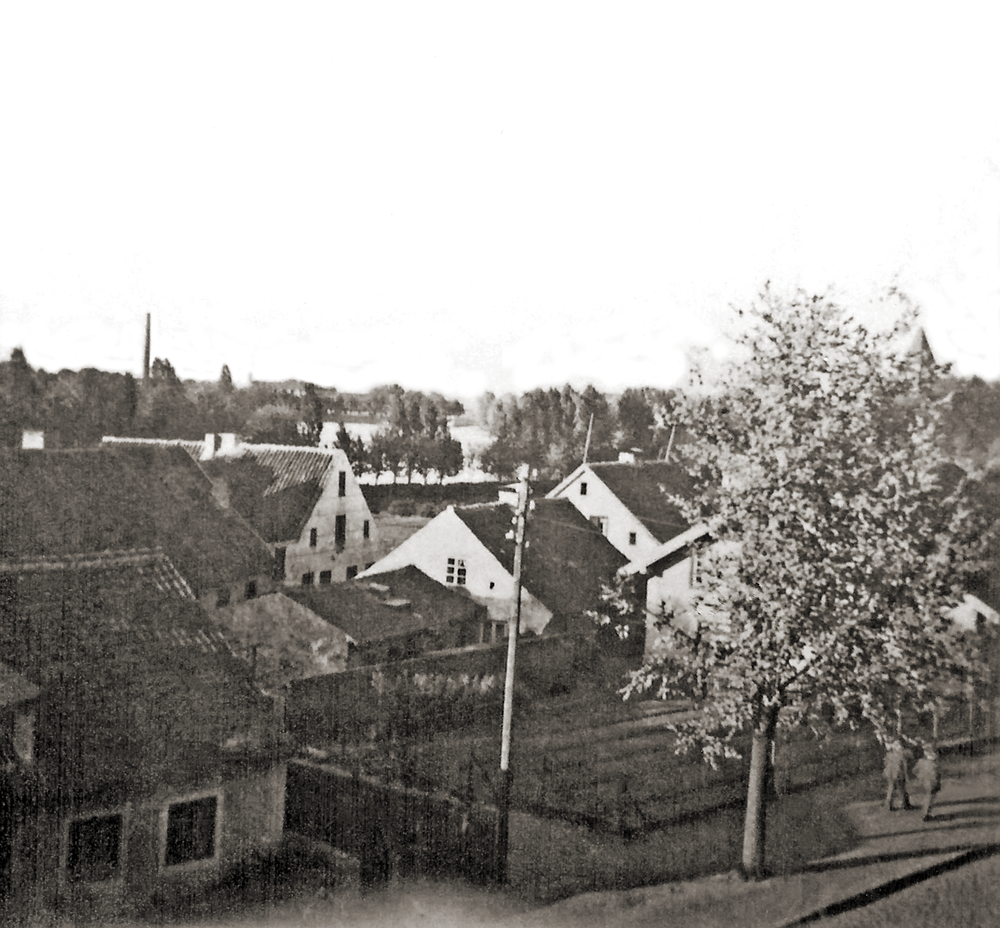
<box><xmin>620</xmin><ymin>287</ymin><xmax>985</xmax><ymax>880</ymax></box>
<box><xmin>219</xmin><ymin>364</ymin><xmax>234</xmax><ymax>395</ymax></box>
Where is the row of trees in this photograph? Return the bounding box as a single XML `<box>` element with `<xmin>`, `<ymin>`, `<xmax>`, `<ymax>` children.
<box><xmin>596</xmin><ymin>287</ymin><xmax>996</xmax><ymax>879</ymax></box>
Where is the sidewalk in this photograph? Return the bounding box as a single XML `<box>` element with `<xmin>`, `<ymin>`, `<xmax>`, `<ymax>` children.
<box><xmin>517</xmin><ymin>747</ymin><xmax>1000</xmax><ymax>928</ymax></box>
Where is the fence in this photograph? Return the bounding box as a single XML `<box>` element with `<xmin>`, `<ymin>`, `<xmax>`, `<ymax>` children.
<box><xmin>287</xmin><ymin>633</ymin><xmax>592</xmax><ymax>744</ymax></box>
<box><xmin>284</xmin><ymin>760</ymin><xmax>503</xmax><ymax>886</ymax></box>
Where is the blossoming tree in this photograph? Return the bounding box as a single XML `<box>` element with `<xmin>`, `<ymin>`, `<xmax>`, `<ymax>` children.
<box><xmin>622</xmin><ymin>287</ymin><xmax>985</xmax><ymax>879</ymax></box>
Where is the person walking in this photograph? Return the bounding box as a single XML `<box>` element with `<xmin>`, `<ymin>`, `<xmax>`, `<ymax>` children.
<box><xmin>883</xmin><ymin>738</ymin><xmax>915</xmax><ymax>811</ymax></box>
<box><xmin>913</xmin><ymin>742</ymin><xmax>942</xmax><ymax>822</ymax></box>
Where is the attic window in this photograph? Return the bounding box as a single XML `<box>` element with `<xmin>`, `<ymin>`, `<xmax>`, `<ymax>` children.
<box><xmin>164</xmin><ymin>795</ymin><xmax>218</xmax><ymax>867</ymax></box>
<box><xmin>309</xmin><ymin>527</ymin><xmax>318</xmax><ymax>547</ymax></box>
<box><xmin>67</xmin><ymin>813</ymin><xmax>123</xmax><ymax>883</ymax></box>
<box><xmin>629</xmin><ymin>532</ymin><xmax>637</xmax><ymax>546</ymax></box>
<box><xmin>446</xmin><ymin>558</ymin><xmax>467</xmax><ymax>585</ymax></box>
<box><xmin>580</xmin><ymin>482</ymin><xmax>588</xmax><ymax>496</ymax></box>
<box><xmin>363</xmin><ymin>519</ymin><xmax>370</xmax><ymax>540</ymax></box>
<box><xmin>338</xmin><ymin>470</ymin><xmax>347</xmax><ymax>497</ymax></box>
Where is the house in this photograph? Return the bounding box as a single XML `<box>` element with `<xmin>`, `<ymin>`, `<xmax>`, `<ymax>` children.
<box><xmin>103</xmin><ymin>434</ymin><xmax>380</xmax><ymax>586</ymax></box>
<box><xmin>286</xmin><ymin>565</ymin><xmax>487</xmax><ymax>665</ymax></box>
<box><xmin>0</xmin><ymin>549</ymin><xmax>285</xmax><ymax>918</ymax></box>
<box><xmin>358</xmin><ymin>498</ymin><xmax>627</xmax><ymax>641</ymax></box>
<box><xmin>0</xmin><ymin>445</ymin><xmax>278</xmax><ymax>612</ymax></box>
<box><xmin>545</xmin><ymin>457</ymin><xmax>716</xmax><ymax>648</ymax></box>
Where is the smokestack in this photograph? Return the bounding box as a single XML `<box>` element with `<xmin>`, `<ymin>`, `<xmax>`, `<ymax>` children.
<box><xmin>143</xmin><ymin>313</ymin><xmax>151</xmax><ymax>382</ymax></box>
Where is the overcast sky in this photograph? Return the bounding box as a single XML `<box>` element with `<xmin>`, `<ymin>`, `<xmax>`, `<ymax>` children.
<box><xmin>1</xmin><ymin>3</ymin><xmax>998</xmax><ymax>398</ymax></box>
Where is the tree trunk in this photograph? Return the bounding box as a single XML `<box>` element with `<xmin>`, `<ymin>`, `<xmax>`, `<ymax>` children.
<box><xmin>742</xmin><ymin>703</ymin><xmax>779</xmax><ymax>880</ymax></box>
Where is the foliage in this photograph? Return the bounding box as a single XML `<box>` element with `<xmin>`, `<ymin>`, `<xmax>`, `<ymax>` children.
<box><xmin>604</xmin><ymin>287</ymin><xmax>988</xmax><ymax>876</ymax></box>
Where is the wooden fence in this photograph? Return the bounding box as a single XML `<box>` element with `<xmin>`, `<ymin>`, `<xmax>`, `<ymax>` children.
<box><xmin>284</xmin><ymin>760</ymin><xmax>502</xmax><ymax>886</ymax></box>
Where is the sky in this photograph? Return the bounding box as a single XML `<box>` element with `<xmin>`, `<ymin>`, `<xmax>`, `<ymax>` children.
<box><xmin>1</xmin><ymin>3</ymin><xmax>998</xmax><ymax>400</ymax></box>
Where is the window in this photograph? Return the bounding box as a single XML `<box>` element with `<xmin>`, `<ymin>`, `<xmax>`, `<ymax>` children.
<box><xmin>346</xmin><ymin>565</ymin><xmax>358</xmax><ymax>580</ymax></box>
<box><xmin>245</xmin><ymin>580</ymin><xmax>257</xmax><ymax>600</ymax></box>
<box><xmin>580</xmin><ymin>482</ymin><xmax>588</xmax><ymax>496</ymax></box>
<box><xmin>216</xmin><ymin>587</ymin><xmax>231</xmax><ymax>607</ymax></box>
<box><xmin>302</xmin><ymin>572</ymin><xmax>315</xmax><ymax>586</ymax></box>
<box><xmin>67</xmin><ymin>813</ymin><xmax>122</xmax><ymax>883</ymax></box>
<box><xmin>164</xmin><ymin>796</ymin><xmax>218</xmax><ymax>867</ymax></box>
<box><xmin>335</xmin><ymin>515</ymin><xmax>347</xmax><ymax>548</ymax></box>
<box><xmin>309</xmin><ymin>527</ymin><xmax>318</xmax><ymax>548</ymax></box>
<box><xmin>338</xmin><ymin>470</ymin><xmax>347</xmax><ymax>497</ymax></box>
<box><xmin>273</xmin><ymin>547</ymin><xmax>287</xmax><ymax>581</ymax></box>
<box><xmin>628</xmin><ymin>532</ymin><xmax>637</xmax><ymax>546</ymax></box>
<box><xmin>363</xmin><ymin>519</ymin><xmax>370</xmax><ymax>540</ymax></box>
<box><xmin>319</xmin><ymin>570</ymin><xmax>332</xmax><ymax>584</ymax></box>
<box><xmin>690</xmin><ymin>546</ymin><xmax>703</xmax><ymax>586</ymax></box>
<box><xmin>446</xmin><ymin>558</ymin><xmax>467</xmax><ymax>585</ymax></box>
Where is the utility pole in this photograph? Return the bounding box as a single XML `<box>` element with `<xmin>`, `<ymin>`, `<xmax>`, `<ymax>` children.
<box><xmin>496</xmin><ymin>464</ymin><xmax>531</xmax><ymax>885</ymax></box>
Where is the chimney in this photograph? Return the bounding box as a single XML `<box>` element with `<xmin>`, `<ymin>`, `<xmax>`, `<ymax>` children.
<box><xmin>143</xmin><ymin>313</ymin><xmax>151</xmax><ymax>382</ymax></box>
<box><xmin>618</xmin><ymin>451</ymin><xmax>636</xmax><ymax>464</ymax></box>
<box><xmin>219</xmin><ymin>433</ymin><xmax>239</xmax><ymax>455</ymax></box>
<box><xmin>21</xmin><ymin>430</ymin><xmax>44</xmax><ymax>450</ymax></box>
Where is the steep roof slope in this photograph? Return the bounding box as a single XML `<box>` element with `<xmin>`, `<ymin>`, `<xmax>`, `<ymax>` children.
<box><xmin>455</xmin><ymin>499</ymin><xmax>627</xmax><ymax>620</ymax></box>
<box><xmin>0</xmin><ymin>551</ymin><xmax>273</xmax><ymax>801</ymax></box>
<box><xmin>587</xmin><ymin>461</ymin><xmax>694</xmax><ymax>542</ymax></box>
<box><xmin>0</xmin><ymin>447</ymin><xmax>274</xmax><ymax>593</ymax></box>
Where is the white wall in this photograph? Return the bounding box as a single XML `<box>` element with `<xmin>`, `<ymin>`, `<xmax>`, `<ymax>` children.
<box><xmin>360</xmin><ymin>507</ymin><xmax>551</xmax><ymax>634</ymax></box>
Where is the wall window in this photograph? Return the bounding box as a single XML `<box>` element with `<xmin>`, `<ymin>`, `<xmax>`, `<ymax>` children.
<box><xmin>319</xmin><ymin>570</ymin><xmax>332</xmax><ymax>584</ymax></box>
<box><xmin>338</xmin><ymin>470</ymin><xmax>347</xmax><ymax>497</ymax></box>
<box><xmin>309</xmin><ymin>527</ymin><xmax>318</xmax><ymax>548</ymax></box>
<box><xmin>580</xmin><ymin>482</ymin><xmax>588</xmax><ymax>496</ymax></box>
<box><xmin>628</xmin><ymin>532</ymin><xmax>637</xmax><ymax>546</ymax></box>
<box><xmin>446</xmin><ymin>557</ymin><xmax>467</xmax><ymax>585</ymax></box>
<box><xmin>245</xmin><ymin>580</ymin><xmax>257</xmax><ymax>600</ymax></box>
<box><xmin>335</xmin><ymin>515</ymin><xmax>347</xmax><ymax>548</ymax></box>
<box><xmin>346</xmin><ymin>565</ymin><xmax>358</xmax><ymax>579</ymax></box>
<box><xmin>164</xmin><ymin>795</ymin><xmax>218</xmax><ymax>868</ymax></box>
<box><xmin>216</xmin><ymin>587</ymin><xmax>231</xmax><ymax>607</ymax></box>
<box><xmin>302</xmin><ymin>572</ymin><xmax>315</xmax><ymax>586</ymax></box>
<box><xmin>363</xmin><ymin>519</ymin><xmax>370</xmax><ymax>540</ymax></box>
<box><xmin>67</xmin><ymin>813</ymin><xmax>123</xmax><ymax>883</ymax></box>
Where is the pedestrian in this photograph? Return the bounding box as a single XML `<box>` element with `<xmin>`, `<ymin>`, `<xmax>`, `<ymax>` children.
<box><xmin>883</xmin><ymin>738</ymin><xmax>915</xmax><ymax>811</ymax></box>
<box><xmin>913</xmin><ymin>742</ymin><xmax>941</xmax><ymax>822</ymax></box>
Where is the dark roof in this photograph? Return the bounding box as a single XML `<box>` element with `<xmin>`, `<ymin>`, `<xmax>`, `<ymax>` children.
<box><xmin>588</xmin><ymin>461</ymin><xmax>694</xmax><ymax>542</ymax></box>
<box><xmin>455</xmin><ymin>499</ymin><xmax>627</xmax><ymax>621</ymax></box>
<box><xmin>286</xmin><ymin>565</ymin><xmax>483</xmax><ymax>644</ymax></box>
<box><xmin>0</xmin><ymin>552</ymin><xmax>273</xmax><ymax>800</ymax></box>
<box><xmin>0</xmin><ymin>447</ymin><xmax>274</xmax><ymax>592</ymax></box>
<box><xmin>200</xmin><ymin>445</ymin><xmax>338</xmax><ymax>543</ymax></box>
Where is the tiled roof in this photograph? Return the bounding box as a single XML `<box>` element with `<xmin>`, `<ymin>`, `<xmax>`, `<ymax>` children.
<box><xmin>455</xmin><ymin>499</ymin><xmax>627</xmax><ymax>623</ymax></box>
<box><xmin>201</xmin><ymin>445</ymin><xmax>341</xmax><ymax>543</ymax></box>
<box><xmin>588</xmin><ymin>461</ymin><xmax>695</xmax><ymax>542</ymax></box>
<box><xmin>0</xmin><ymin>553</ymin><xmax>273</xmax><ymax>799</ymax></box>
<box><xmin>286</xmin><ymin>565</ymin><xmax>483</xmax><ymax>644</ymax></box>
<box><xmin>0</xmin><ymin>447</ymin><xmax>274</xmax><ymax>593</ymax></box>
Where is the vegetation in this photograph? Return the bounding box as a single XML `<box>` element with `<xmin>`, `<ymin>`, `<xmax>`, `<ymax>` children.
<box><xmin>610</xmin><ymin>288</ymin><xmax>990</xmax><ymax>879</ymax></box>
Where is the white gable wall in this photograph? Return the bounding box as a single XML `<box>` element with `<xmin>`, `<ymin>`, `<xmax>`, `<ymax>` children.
<box><xmin>548</xmin><ymin>466</ymin><xmax>661</xmax><ymax>561</ymax></box>
<box><xmin>358</xmin><ymin>508</ymin><xmax>551</xmax><ymax>635</ymax></box>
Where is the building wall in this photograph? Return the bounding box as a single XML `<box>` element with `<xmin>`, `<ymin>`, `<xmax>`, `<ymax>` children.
<box><xmin>549</xmin><ymin>467</ymin><xmax>662</xmax><ymax>561</ymax></box>
<box><xmin>284</xmin><ymin>452</ymin><xmax>379</xmax><ymax>585</ymax></box>
<box><xmin>195</xmin><ymin>572</ymin><xmax>279</xmax><ymax>611</ymax></box>
<box><xmin>9</xmin><ymin>763</ymin><xmax>286</xmax><ymax>919</ymax></box>
<box><xmin>360</xmin><ymin>508</ymin><xmax>551</xmax><ymax>635</ymax></box>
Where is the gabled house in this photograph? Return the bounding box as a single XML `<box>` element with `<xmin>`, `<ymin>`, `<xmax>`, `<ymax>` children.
<box><xmin>1</xmin><ymin>445</ymin><xmax>278</xmax><ymax>612</ymax></box>
<box><xmin>103</xmin><ymin>435</ymin><xmax>380</xmax><ymax>586</ymax></box>
<box><xmin>0</xmin><ymin>550</ymin><xmax>285</xmax><ymax>919</ymax></box>
<box><xmin>286</xmin><ymin>565</ymin><xmax>487</xmax><ymax>664</ymax></box>
<box><xmin>358</xmin><ymin>499</ymin><xmax>627</xmax><ymax>641</ymax></box>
